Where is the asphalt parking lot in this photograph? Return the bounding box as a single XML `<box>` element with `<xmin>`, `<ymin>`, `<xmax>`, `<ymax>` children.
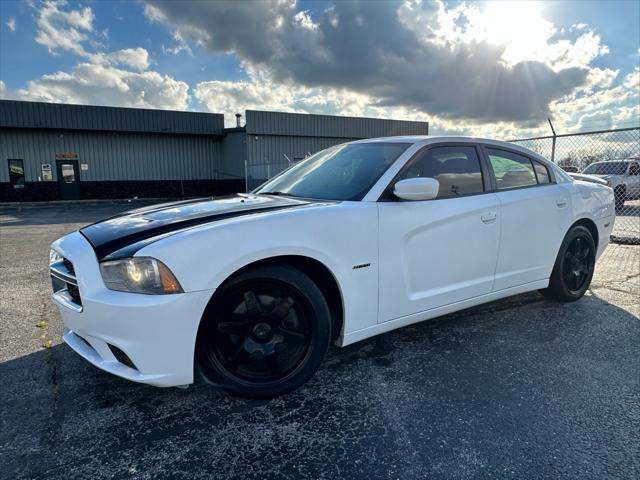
<box><xmin>1</xmin><ymin>200</ymin><xmax>639</xmax><ymax>480</ymax></box>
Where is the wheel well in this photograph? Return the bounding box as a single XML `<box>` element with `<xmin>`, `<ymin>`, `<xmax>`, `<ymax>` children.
<box><xmin>207</xmin><ymin>255</ymin><xmax>344</xmax><ymax>342</ymax></box>
<box><xmin>571</xmin><ymin>218</ymin><xmax>599</xmax><ymax>250</ymax></box>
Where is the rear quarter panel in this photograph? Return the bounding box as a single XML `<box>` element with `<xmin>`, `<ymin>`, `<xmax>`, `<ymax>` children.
<box><xmin>565</xmin><ymin>180</ymin><xmax>615</xmax><ymax>257</ymax></box>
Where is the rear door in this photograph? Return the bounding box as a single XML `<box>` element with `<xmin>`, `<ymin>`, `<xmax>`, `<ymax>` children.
<box><xmin>378</xmin><ymin>144</ymin><xmax>500</xmax><ymax>322</ymax></box>
<box><xmin>482</xmin><ymin>146</ymin><xmax>572</xmax><ymax>291</ymax></box>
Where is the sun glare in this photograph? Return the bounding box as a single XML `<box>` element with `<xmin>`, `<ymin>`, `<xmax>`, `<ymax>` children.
<box><xmin>480</xmin><ymin>1</ymin><xmax>551</xmax><ymax>63</ymax></box>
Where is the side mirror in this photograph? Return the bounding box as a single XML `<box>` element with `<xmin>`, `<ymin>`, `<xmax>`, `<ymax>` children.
<box><xmin>393</xmin><ymin>177</ymin><xmax>439</xmax><ymax>201</ymax></box>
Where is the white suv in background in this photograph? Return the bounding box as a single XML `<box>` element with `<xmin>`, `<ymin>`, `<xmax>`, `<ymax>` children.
<box><xmin>582</xmin><ymin>159</ymin><xmax>640</xmax><ymax>209</ymax></box>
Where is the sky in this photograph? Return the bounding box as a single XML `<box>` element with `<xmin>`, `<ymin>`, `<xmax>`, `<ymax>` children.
<box><xmin>0</xmin><ymin>0</ymin><xmax>638</xmax><ymax>138</ymax></box>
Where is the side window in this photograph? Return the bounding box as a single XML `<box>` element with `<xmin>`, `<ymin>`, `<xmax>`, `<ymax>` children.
<box><xmin>629</xmin><ymin>163</ymin><xmax>640</xmax><ymax>176</ymax></box>
<box><xmin>399</xmin><ymin>146</ymin><xmax>484</xmax><ymax>199</ymax></box>
<box><xmin>8</xmin><ymin>159</ymin><xmax>25</xmax><ymax>188</ymax></box>
<box><xmin>486</xmin><ymin>149</ymin><xmax>537</xmax><ymax>190</ymax></box>
<box><xmin>533</xmin><ymin>160</ymin><xmax>551</xmax><ymax>184</ymax></box>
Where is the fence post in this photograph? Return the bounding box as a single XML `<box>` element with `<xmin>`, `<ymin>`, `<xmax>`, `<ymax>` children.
<box><xmin>244</xmin><ymin>160</ymin><xmax>248</xmax><ymax>193</ymax></box>
<box><xmin>548</xmin><ymin>117</ymin><xmax>557</xmax><ymax>163</ymax></box>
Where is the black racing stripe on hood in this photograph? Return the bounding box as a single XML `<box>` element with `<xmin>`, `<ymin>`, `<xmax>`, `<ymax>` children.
<box><xmin>80</xmin><ymin>194</ymin><xmax>312</xmax><ymax>261</ymax></box>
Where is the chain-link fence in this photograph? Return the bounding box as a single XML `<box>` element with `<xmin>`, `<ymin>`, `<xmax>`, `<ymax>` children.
<box><xmin>245</xmin><ymin>153</ymin><xmax>315</xmax><ymax>192</ymax></box>
<box><xmin>245</xmin><ymin>159</ymin><xmax>297</xmax><ymax>192</ymax></box>
<box><xmin>244</xmin><ymin>128</ymin><xmax>639</xmax><ymax>243</ymax></box>
<box><xmin>511</xmin><ymin>127</ymin><xmax>640</xmax><ymax>243</ymax></box>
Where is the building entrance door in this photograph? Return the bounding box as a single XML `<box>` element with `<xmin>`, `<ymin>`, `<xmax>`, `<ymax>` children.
<box><xmin>56</xmin><ymin>160</ymin><xmax>81</xmax><ymax>200</ymax></box>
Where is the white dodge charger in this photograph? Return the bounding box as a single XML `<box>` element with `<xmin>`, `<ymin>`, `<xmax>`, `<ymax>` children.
<box><xmin>50</xmin><ymin>136</ymin><xmax>615</xmax><ymax>397</ymax></box>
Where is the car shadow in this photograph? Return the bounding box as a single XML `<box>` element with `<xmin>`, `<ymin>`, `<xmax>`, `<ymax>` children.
<box><xmin>2</xmin><ymin>291</ymin><xmax>639</xmax><ymax>479</ymax></box>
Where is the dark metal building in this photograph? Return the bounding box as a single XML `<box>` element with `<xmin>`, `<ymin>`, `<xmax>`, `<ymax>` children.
<box><xmin>0</xmin><ymin>100</ymin><xmax>428</xmax><ymax>201</ymax></box>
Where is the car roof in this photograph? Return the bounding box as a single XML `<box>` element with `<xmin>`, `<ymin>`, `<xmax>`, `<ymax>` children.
<box><xmin>352</xmin><ymin>135</ymin><xmax>547</xmax><ymax>158</ymax></box>
<box><xmin>353</xmin><ymin>135</ymin><xmax>527</xmax><ymax>150</ymax></box>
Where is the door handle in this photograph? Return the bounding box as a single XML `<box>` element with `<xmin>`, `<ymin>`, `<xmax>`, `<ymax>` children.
<box><xmin>481</xmin><ymin>212</ymin><xmax>497</xmax><ymax>224</ymax></box>
<box><xmin>556</xmin><ymin>199</ymin><xmax>568</xmax><ymax>208</ymax></box>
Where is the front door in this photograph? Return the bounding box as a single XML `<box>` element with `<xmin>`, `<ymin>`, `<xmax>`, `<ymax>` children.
<box><xmin>56</xmin><ymin>160</ymin><xmax>80</xmax><ymax>200</ymax></box>
<box><xmin>378</xmin><ymin>144</ymin><xmax>500</xmax><ymax>323</ymax></box>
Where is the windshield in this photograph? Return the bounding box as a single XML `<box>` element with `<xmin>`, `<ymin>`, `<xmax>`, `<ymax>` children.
<box><xmin>583</xmin><ymin>162</ymin><xmax>628</xmax><ymax>175</ymax></box>
<box><xmin>255</xmin><ymin>142</ymin><xmax>410</xmax><ymax>201</ymax></box>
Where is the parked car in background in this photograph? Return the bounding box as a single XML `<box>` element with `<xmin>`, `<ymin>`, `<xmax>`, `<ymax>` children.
<box><xmin>582</xmin><ymin>159</ymin><xmax>640</xmax><ymax>208</ymax></box>
<box><xmin>560</xmin><ymin>165</ymin><xmax>579</xmax><ymax>173</ymax></box>
<box><xmin>50</xmin><ymin>137</ymin><xmax>615</xmax><ymax>397</ymax></box>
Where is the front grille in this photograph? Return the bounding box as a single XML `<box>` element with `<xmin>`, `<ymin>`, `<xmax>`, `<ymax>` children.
<box><xmin>67</xmin><ymin>283</ymin><xmax>82</xmax><ymax>305</ymax></box>
<box><xmin>50</xmin><ymin>257</ymin><xmax>82</xmax><ymax>308</ymax></box>
<box><xmin>63</xmin><ymin>258</ymin><xmax>75</xmax><ymax>275</ymax></box>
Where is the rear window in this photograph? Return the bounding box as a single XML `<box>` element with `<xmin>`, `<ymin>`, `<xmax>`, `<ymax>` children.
<box><xmin>486</xmin><ymin>149</ymin><xmax>537</xmax><ymax>190</ymax></box>
<box><xmin>533</xmin><ymin>161</ymin><xmax>550</xmax><ymax>184</ymax></box>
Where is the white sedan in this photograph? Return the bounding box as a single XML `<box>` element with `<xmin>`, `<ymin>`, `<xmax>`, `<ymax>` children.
<box><xmin>50</xmin><ymin>136</ymin><xmax>615</xmax><ymax>397</ymax></box>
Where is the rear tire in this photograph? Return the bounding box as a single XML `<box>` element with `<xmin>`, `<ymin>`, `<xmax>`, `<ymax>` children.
<box><xmin>196</xmin><ymin>264</ymin><xmax>331</xmax><ymax>398</ymax></box>
<box><xmin>540</xmin><ymin>225</ymin><xmax>596</xmax><ymax>302</ymax></box>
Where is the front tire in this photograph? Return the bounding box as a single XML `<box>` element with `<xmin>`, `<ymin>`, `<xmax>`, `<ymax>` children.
<box><xmin>540</xmin><ymin>225</ymin><xmax>596</xmax><ymax>302</ymax></box>
<box><xmin>196</xmin><ymin>264</ymin><xmax>331</xmax><ymax>398</ymax></box>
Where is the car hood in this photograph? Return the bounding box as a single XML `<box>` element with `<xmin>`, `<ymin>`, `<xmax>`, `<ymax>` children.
<box><xmin>80</xmin><ymin>194</ymin><xmax>316</xmax><ymax>260</ymax></box>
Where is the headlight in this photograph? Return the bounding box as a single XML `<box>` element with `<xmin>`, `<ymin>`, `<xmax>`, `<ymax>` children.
<box><xmin>49</xmin><ymin>249</ymin><xmax>63</xmax><ymax>265</ymax></box>
<box><xmin>100</xmin><ymin>257</ymin><xmax>183</xmax><ymax>294</ymax></box>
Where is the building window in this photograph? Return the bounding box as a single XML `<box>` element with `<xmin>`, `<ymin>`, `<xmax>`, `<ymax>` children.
<box><xmin>8</xmin><ymin>159</ymin><xmax>25</xmax><ymax>188</ymax></box>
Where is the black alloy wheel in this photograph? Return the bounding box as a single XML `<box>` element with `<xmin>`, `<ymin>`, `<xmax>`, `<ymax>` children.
<box><xmin>196</xmin><ymin>264</ymin><xmax>331</xmax><ymax>398</ymax></box>
<box><xmin>561</xmin><ymin>236</ymin><xmax>592</xmax><ymax>293</ymax></box>
<box><xmin>541</xmin><ymin>225</ymin><xmax>596</xmax><ymax>302</ymax></box>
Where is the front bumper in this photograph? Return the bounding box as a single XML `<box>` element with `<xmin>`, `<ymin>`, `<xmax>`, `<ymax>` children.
<box><xmin>51</xmin><ymin>231</ymin><xmax>213</xmax><ymax>387</ymax></box>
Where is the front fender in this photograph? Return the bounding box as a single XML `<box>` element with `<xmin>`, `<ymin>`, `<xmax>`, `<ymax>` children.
<box><xmin>136</xmin><ymin>202</ymin><xmax>380</xmax><ymax>336</ymax></box>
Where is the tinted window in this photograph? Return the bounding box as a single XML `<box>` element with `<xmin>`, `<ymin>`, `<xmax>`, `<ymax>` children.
<box><xmin>487</xmin><ymin>149</ymin><xmax>537</xmax><ymax>190</ymax></box>
<box><xmin>8</xmin><ymin>159</ymin><xmax>25</xmax><ymax>187</ymax></box>
<box><xmin>533</xmin><ymin>161</ymin><xmax>550</xmax><ymax>184</ymax></box>
<box><xmin>255</xmin><ymin>142</ymin><xmax>410</xmax><ymax>201</ymax></box>
<box><xmin>629</xmin><ymin>163</ymin><xmax>640</xmax><ymax>176</ymax></box>
<box><xmin>398</xmin><ymin>146</ymin><xmax>484</xmax><ymax>199</ymax></box>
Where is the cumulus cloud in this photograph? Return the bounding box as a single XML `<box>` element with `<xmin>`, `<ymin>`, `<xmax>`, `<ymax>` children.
<box><xmin>3</xmin><ymin>1</ymin><xmax>189</xmax><ymax>111</ymax></box>
<box><xmin>144</xmin><ymin>0</ymin><xmax>601</xmax><ymax>123</ymax></box>
<box><xmin>6</xmin><ymin>18</ymin><xmax>16</xmax><ymax>32</ymax></box>
<box><xmin>91</xmin><ymin>47</ymin><xmax>150</xmax><ymax>71</ymax></box>
<box><xmin>195</xmin><ymin>67</ymin><xmax>430</xmax><ymax>127</ymax></box>
<box><xmin>14</xmin><ymin>63</ymin><xmax>189</xmax><ymax>110</ymax></box>
<box><xmin>35</xmin><ymin>0</ymin><xmax>94</xmax><ymax>56</ymax></box>
<box><xmin>6</xmin><ymin>0</ymin><xmax>634</xmax><ymax>138</ymax></box>
<box><xmin>33</xmin><ymin>1</ymin><xmax>151</xmax><ymax>72</ymax></box>
<box><xmin>578</xmin><ymin>110</ymin><xmax>613</xmax><ymax>131</ymax></box>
